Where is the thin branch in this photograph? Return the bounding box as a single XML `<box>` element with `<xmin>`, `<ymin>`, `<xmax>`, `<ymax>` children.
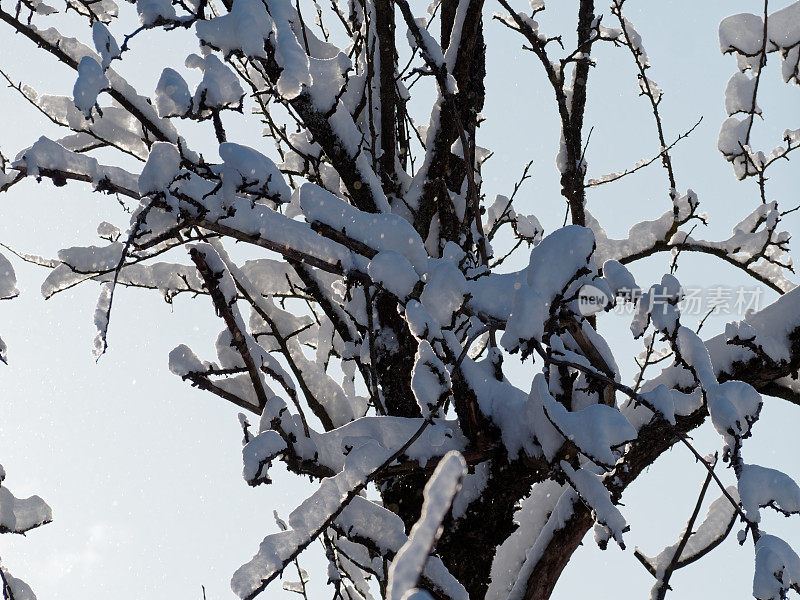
<box><xmin>650</xmin><ymin>459</ymin><xmax>717</xmax><ymax>600</ymax></box>
<box><xmin>587</xmin><ymin>117</ymin><xmax>703</xmax><ymax>187</ymax></box>
<box><xmin>190</xmin><ymin>247</ymin><xmax>270</xmax><ymax>411</ymax></box>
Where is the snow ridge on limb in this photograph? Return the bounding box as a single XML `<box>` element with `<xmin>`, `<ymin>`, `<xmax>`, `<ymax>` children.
<box><xmin>559</xmin><ymin>462</ymin><xmax>628</xmax><ymax>548</ymax></box>
<box><xmin>232</xmin><ymin>440</ymin><xmax>391</xmax><ymax>599</ymax></box>
<box><xmin>299</xmin><ymin>182</ymin><xmax>427</xmax><ymax>273</ymax></box>
<box><xmin>486</xmin><ymin>480</ymin><xmax>570</xmax><ymax>600</ymax></box>
<box><xmin>232</xmin><ymin>431</ymin><xmax>461</xmax><ymax>599</ymax></box>
<box><xmin>12</xmin><ymin>136</ymin><xmax>139</xmax><ymax>196</ymax></box>
<box><xmin>233</xmin><ymin>346</ymin><xmax>458</xmax><ymax>599</ymax></box>
<box><xmin>387</xmin><ymin>451</ymin><xmax>467</xmax><ymax>600</ymax></box>
<box><xmin>638</xmin><ymin>490</ymin><xmax>738</xmax><ymax>576</ymax></box>
<box><xmin>635</xmin><ymin>470</ymin><xmax>739</xmax><ymax>600</ymax></box>
<box><xmin>335</xmin><ymin>496</ymin><xmax>468</xmax><ymax>600</ymax></box>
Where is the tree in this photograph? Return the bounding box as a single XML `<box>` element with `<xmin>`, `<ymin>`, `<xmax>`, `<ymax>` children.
<box><xmin>1</xmin><ymin>0</ymin><xmax>800</xmax><ymax>599</ymax></box>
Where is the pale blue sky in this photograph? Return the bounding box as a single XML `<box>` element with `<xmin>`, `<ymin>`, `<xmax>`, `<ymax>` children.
<box><xmin>2</xmin><ymin>1</ymin><xmax>800</xmax><ymax>599</ymax></box>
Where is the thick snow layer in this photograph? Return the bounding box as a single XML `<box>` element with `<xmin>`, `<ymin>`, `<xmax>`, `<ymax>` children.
<box><xmin>0</xmin><ymin>486</ymin><xmax>52</xmax><ymax>533</ymax></box>
<box><xmin>232</xmin><ymin>527</ymin><xmax>306</xmax><ymax>598</ymax></box>
<box><xmin>466</xmin><ymin>269</ymin><xmax>527</xmax><ymax>323</ymax></box>
<box><xmin>308</xmin><ymin>417</ymin><xmax>464</xmax><ymax>473</ymax></box>
<box><xmin>420</xmin><ymin>260</ymin><xmax>468</xmax><ymax>325</ymax></box>
<box><xmin>136</xmin><ymin>0</ymin><xmax>176</xmax><ymax>26</ymax></box>
<box><xmin>266</xmin><ymin>0</ymin><xmax>311</xmax><ymax>98</ymax></box>
<box><xmin>639</xmin><ymin>385</ymin><xmax>677</xmax><ymax>425</ymax></box>
<box><xmin>768</xmin><ymin>2</ymin><xmax>800</xmax><ymax>83</ymax></box>
<box><xmin>203</xmin><ymin>241</ymin><xmax>357</xmax><ymax>427</ymax></box>
<box><xmin>543</xmin><ymin>395</ymin><xmax>636</xmax><ymax>466</ymax></box>
<box><xmin>637</xmin><ymin>315</ymin><xmax>765</xmax><ymax>448</ymax></box>
<box><xmin>205</xmin><ymin>195</ymin><xmax>355</xmax><ymax>271</ymax></box>
<box><xmin>242</xmin><ymin>430</ymin><xmax>287</xmax><ymax>483</ymax></box>
<box><xmin>476</xmin><ymin>225</ymin><xmax>598</xmax><ymax>346</ymax></box>
<box><xmin>0</xmin><ymin>567</ymin><xmax>37</xmax><ymax>600</ymax></box>
<box><xmin>155</xmin><ymin>68</ymin><xmax>191</xmax><ymax>118</ymax></box>
<box><xmin>196</xmin><ymin>0</ymin><xmax>272</xmax><ymax>58</ymax></box>
<box><xmin>739</xmin><ymin>464</ymin><xmax>800</xmax><ymax>522</ymax></box>
<box><xmin>337</xmin><ymin>496</ymin><xmax>408</xmax><ymax>554</ymax></box>
<box><xmin>707</xmin><ymin>380</ymin><xmax>761</xmax><ymax>445</ymax></box>
<box><xmin>406</xmin><ymin>17</ymin><xmax>445</xmax><ymax>68</ymax></box>
<box><xmin>718</xmin><ymin>116</ymin><xmax>751</xmax><ymax>164</ymax></box>
<box><xmin>719</xmin><ymin>13</ymin><xmax>764</xmax><ymax>55</ymax></box>
<box><xmin>586</xmin><ymin>192</ymin><xmax>698</xmax><ymax>264</ymax></box>
<box><xmin>325</xmin><ymin>105</ymin><xmax>391</xmax><ymax>213</ymax></box>
<box><xmin>29</xmin><ymin>25</ymin><xmax>182</xmax><ymax>147</ymax></box>
<box><xmin>675</xmin><ymin>325</ymin><xmax>716</xmax><ymax>387</ymax></box>
<box><xmin>20</xmin><ymin>87</ymin><xmax>148</xmax><ymax>159</ymax></box>
<box><xmin>602</xmin><ymin>259</ymin><xmax>638</xmax><ymax>296</ymax></box>
<box><xmin>73</xmin><ymin>56</ymin><xmax>108</xmax><ymax>118</ymax></box>
<box><xmin>753</xmin><ymin>534</ymin><xmax>800</xmax><ymax>600</ymax></box>
<box><xmin>662</xmin><ymin>202</ymin><xmax>795</xmax><ymax>292</ymax></box>
<box><xmin>459</xmin><ymin>361</ymin><xmax>548</xmax><ymax>459</ymax></box>
<box><xmin>387</xmin><ymin>452</ymin><xmax>466</xmax><ymax>600</ymax></box>
<box><xmin>487</xmin><ymin>479</ymin><xmax>568</xmax><ymax>600</ymax></box>
<box><xmin>307</xmin><ymin>53</ymin><xmax>352</xmax><ymax>113</ymax></box>
<box><xmin>139</xmin><ymin>142</ymin><xmax>180</xmax><ymax>196</ymax></box>
<box><xmin>15</xmin><ymin>136</ymin><xmax>139</xmax><ymax>195</ymax></box>
<box><xmin>502</xmin><ymin>486</ymin><xmax>580</xmax><ymax>600</ymax></box>
<box><xmin>57</xmin><ymin>243</ymin><xmax>123</xmax><ymax>274</ymax></box>
<box><xmin>695</xmin><ymin>287</ymin><xmax>800</xmax><ymax>400</ymax></box>
<box><xmin>767</xmin><ymin>2</ymin><xmax>800</xmax><ymax>51</ymax></box>
<box><xmin>244</xmin><ymin>301</ymin><xmax>355</xmax><ymax>426</ymax></box>
<box><xmin>561</xmin><ymin>461</ymin><xmax>627</xmax><ymax>546</ymax></box>
<box><xmin>368</xmin><ymin>251</ymin><xmax>419</xmax><ymax>300</ymax></box>
<box><xmin>336</xmin><ymin>496</ymin><xmax>468</xmax><ymax>600</ymax></box>
<box><xmin>451</xmin><ymin>461</ymin><xmax>490</xmax><ymax>520</ymax></box>
<box><xmin>218</xmin><ymin>142</ymin><xmax>291</xmax><ymax>205</ymax></box>
<box><xmin>411</xmin><ymin>341</ymin><xmax>451</xmax><ymax>417</ymax></box>
<box><xmin>168</xmin><ymin>344</ymin><xmax>206</xmax><ymax>376</ymax></box>
<box><xmin>299</xmin><ymin>183</ymin><xmax>427</xmax><ymax>272</ymax></box>
<box><xmin>186</xmin><ymin>54</ymin><xmax>244</xmax><ymax>112</ymax></box>
<box><xmin>404</xmin><ymin>300</ymin><xmax>443</xmax><ymax>341</ymax></box>
<box><xmin>0</xmin><ymin>252</ymin><xmax>18</xmax><ymax>299</ymax></box>
<box><xmin>92</xmin><ymin>22</ymin><xmax>119</xmax><ymax>69</ymax></box>
<box><xmin>725</xmin><ymin>72</ymin><xmax>759</xmax><ymax>116</ymax></box>
<box><xmin>526</xmin><ymin>225</ymin><xmax>595</xmax><ymax>297</ymax></box>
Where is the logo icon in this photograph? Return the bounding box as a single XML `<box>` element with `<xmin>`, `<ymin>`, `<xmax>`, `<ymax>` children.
<box><xmin>577</xmin><ymin>284</ymin><xmax>609</xmax><ymax>316</ymax></box>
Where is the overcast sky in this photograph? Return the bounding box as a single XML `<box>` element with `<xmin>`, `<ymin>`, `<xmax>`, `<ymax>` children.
<box><xmin>2</xmin><ymin>1</ymin><xmax>800</xmax><ymax>599</ymax></box>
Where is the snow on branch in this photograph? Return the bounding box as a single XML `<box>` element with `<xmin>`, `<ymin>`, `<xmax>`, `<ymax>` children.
<box><xmin>635</xmin><ymin>459</ymin><xmax>739</xmax><ymax>600</ymax></box>
<box><xmin>387</xmin><ymin>451</ymin><xmax>466</xmax><ymax>600</ymax></box>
